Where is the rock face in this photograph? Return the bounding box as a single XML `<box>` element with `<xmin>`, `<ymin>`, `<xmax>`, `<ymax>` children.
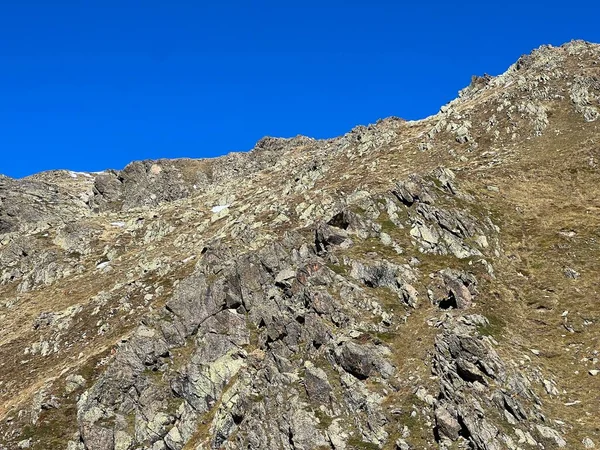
<box><xmin>2</xmin><ymin>41</ymin><xmax>600</xmax><ymax>449</ymax></box>
<box><xmin>432</xmin><ymin>315</ymin><xmax>547</xmax><ymax>449</ymax></box>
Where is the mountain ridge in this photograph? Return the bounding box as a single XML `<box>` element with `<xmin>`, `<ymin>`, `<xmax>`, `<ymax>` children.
<box><xmin>1</xmin><ymin>40</ymin><xmax>599</xmax><ymax>450</ymax></box>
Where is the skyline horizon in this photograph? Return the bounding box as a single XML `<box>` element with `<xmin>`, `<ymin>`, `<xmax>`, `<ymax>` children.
<box><xmin>2</xmin><ymin>1</ymin><xmax>599</xmax><ymax>178</ymax></box>
<box><xmin>0</xmin><ymin>39</ymin><xmax>566</xmax><ymax>179</ymax></box>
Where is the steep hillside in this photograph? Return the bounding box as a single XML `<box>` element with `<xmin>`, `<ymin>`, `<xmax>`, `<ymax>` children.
<box><xmin>1</xmin><ymin>40</ymin><xmax>599</xmax><ymax>450</ymax></box>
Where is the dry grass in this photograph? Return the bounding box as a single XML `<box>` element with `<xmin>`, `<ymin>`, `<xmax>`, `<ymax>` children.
<box><xmin>2</xmin><ymin>46</ymin><xmax>600</xmax><ymax>447</ymax></box>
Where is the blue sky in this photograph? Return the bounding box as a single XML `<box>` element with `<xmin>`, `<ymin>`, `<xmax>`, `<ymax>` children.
<box><xmin>1</xmin><ymin>1</ymin><xmax>599</xmax><ymax>178</ymax></box>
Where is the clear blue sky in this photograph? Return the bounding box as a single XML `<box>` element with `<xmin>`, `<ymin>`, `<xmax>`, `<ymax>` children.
<box><xmin>1</xmin><ymin>1</ymin><xmax>599</xmax><ymax>178</ymax></box>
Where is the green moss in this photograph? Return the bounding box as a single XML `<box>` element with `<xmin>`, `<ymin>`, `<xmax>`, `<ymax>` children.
<box><xmin>375</xmin><ymin>331</ymin><xmax>398</xmax><ymax>344</ymax></box>
<box><xmin>380</xmin><ymin>219</ymin><xmax>397</xmax><ymax>234</ymax></box>
<box><xmin>97</xmin><ymin>416</ymin><xmax>117</xmax><ymax>428</ymax></box>
<box><xmin>142</xmin><ymin>368</ymin><xmax>174</xmax><ymax>393</ymax></box>
<box><xmin>400</xmin><ymin>410</ymin><xmax>421</xmax><ymax>430</ymax></box>
<box><xmin>327</xmin><ymin>262</ymin><xmax>347</xmax><ymax>275</ymax></box>
<box><xmin>477</xmin><ymin>314</ymin><xmax>505</xmax><ymax>340</ymax></box>
<box><xmin>415</xmin><ymin>253</ymin><xmax>476</xmax><ymax>278</ymax></box>
<box><xmin>347</xmin><ymin>435</ymin><xmax>381</xmax><ymax>450</ymax></box>
<box><xmin>171</xmin><ymin>336</ymin><xmax>197</xmax><ymax>370</ymax></box>
<box><xmin>18</xmin><ymin>403</ymin><xmax>78</xmax><ymax>449</ymax></box>
<box><xmin>376</xmin><ymin>210</ymin><xmax>403</xmax><ymax>236</ymax></box>
<box><xmin>125</xmin><ymin>411</ymin><xmax>136</xmax><ymax>435</ymax></box>
<box><xmin>425</xmin><ymin>174</ymin><xmax>444</xmax><ymax>189</ymax></box>
<box><xmin>350</xmin><ymin>206</ymin><xmax>367</xmax><ymax>215</ymax></box>
<box><xmin>314</xmin><ymin>409</ymin><xmax>334</xmax><ymax>429</ymax></box>
<box><xmin>246</xmin><ymin>319</ymin><xmax>259</xmax><ymax>348</ymax></box>
<box><xmin>359</xmin><ymin>237</ymin><xmax>401</xmax><ymax>260</ymax></box>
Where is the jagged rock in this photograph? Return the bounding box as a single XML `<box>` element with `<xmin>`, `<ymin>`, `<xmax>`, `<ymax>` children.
<box><xmin>400</xmin><ymin>283</ymin><xmax>419</xmax><ymax>308</ymax></box>
<box><xmin>563</xmin><ymin>267</ymin><xmax>580</xmax><ymax>279</ymax></box>
<box><xmin>570</xmin><ymin>76</ymin><xmax>600</xmax><ymax>122</ymax></box>
<box><xmin>536</xmin><ymin>425</ymin><xmax>567</xmax><ymax>447</ymax></box>
<box><xmin>3</xmin><ymin>41</ymin><xmax>600</xmax><ymax>450</ymax></box>
<box><xmin>335</xmin><ymin>341</ymin><xmax>394</xmax><ymax>380</ymax></box>
<box><xmin>0</xmin><ymin>174</ymin><xmax>92</xmax><ymax>235</ymax></box>
<box><xmin>431</xmin><ymin>315</ymin><xmax>543</xmax><ymax>449</ymax></box>
<box><xmin>304</xmin><ymin>361</ymin><xmax>332</xmax><ymax>404</ymax></box>
<box><xmin>327</xmin><ymin>209</ymin><xmax>369</xmax><ymax>237</ymax></box>
<box><xmin>114</xmin><ymin>431</ymin><xmax>133</xmax><ymax>450</ymax></box>
<box><xmin>350</xmin><ymin>260</ymin><xmax>397</xmax><ymax>288</ymax></box>
<box><xmin>315</xmin><ymin>224</ymin><xmax>353</xmax><ymax>254</ymax></box>
<box><xmin>435</xmin><ymin>406</ymin><xmax>461</xmax><ymax>440</ymax></box>
<box><xmin>395</xmin><ymin>438</ymin><xmax>412</xmax><ymax>450</ymax></box>
<box><xmin>17</xmin><ymin>439</ymin><xmax>31</xmax><ymax>449</ymax></box>
<box><xmin>393</xmin><ymin>175</ymin><xmax>435</xmax><ymax>206</ymax></box>
<box><xmin>67</xmin><ymin>441</ymin><xmax>85</xmax><ymax>450</ymax></box>
<box><xmin>410</xmin><ymin>222</ymin><xmax>439</xmax><ymax>245</ymax></box>
<box><xmin>455</xmin><ymin>125</ymin><xmax>472</xmax><ymax>143</ymax></box>
<box><xmin>327</xmin><ymin>419</ymin><xmax>349</xmax><ymax>449</ymax></box>
<box><xmin>515</xmin><ymin>428</ymin><xmax>537</xmax><ymax>446</ymax></box>
<box><xmin>543</xmin><ymin>379</ymin><xmax>559</xmax><ymax>396</ymax></box>
<box><xmin>428</xmin><ymin>269</ymin><xmax>477</xmax><ymax>310</ymax></box>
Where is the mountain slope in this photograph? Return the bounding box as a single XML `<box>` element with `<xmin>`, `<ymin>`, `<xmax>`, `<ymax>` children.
<box><xmin>1</xmin><ymin>40</ymin><xmax>599</xmax><ymax>450</ymax></box>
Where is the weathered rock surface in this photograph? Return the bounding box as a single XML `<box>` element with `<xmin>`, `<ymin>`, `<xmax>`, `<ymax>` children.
<box><xmin>2</xmin><ymin>41</ymin><xmax>600</xmax><ymax>450</ymax></box>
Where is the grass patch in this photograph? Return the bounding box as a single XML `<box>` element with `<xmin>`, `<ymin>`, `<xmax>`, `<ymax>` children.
<box><xmin>347</xmin><ymin>435</ymin><xmax>381</xmax><ymax>450</ymax></box>
<box><xmin>327</xmin><ymin>262</ymin><xmax>347</xmax><ymax>275</ymax></box>
<box><xmin>313</xmin><ymin>409</ymin><xmax>333</xmax><ymax>429</ymax></box>
<box><xmin>375</xmin><ymin>331</ymin><xmax>399</xmax><ymax>344</ymax></box>
<box><xmin>350</xmin><ymin>206</ymin><xmax>367</xmax><ymax>216</ymax></box>
<box><xmin>380</xmin><ymin>218</ymin><xmax>397</xmax><ymax>234</ymax></box>
<box><xmin>477</xmin><ymin>314</ymin><xmax>505</xmax><ymax>340</ymax></box>
<box><xmin>17</xmin><ymin>402</ymin><xmax>78</xmax><ymax>450</ymax></box>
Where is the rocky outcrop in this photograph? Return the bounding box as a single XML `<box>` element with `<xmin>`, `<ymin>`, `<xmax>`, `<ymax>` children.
<box><xmin>90</xmin><ymin>136</ymin><xmax>324</xmax><ymax>213</ymax></box>
<box><xmin>432</xmin><ymin>315</ymin><xmax>566</xmax><ymax>450</ymax></box>
<box><xmin>0</xmin><ymin>173</ymin><xmax>92</xmax><ymax>236</ymax></box>
<box><xmin>73</xmin><ymin>232</ymin><xmax>399</xmax><ymax>449</ymax></box>
<box><xmin>3</xmin><ymin>41</ymin><xmax>600</xmax><ymax>450</ymax></box>
<box><xmin>427</xmin><ymin>269</ymin><xmax>477</xmax><ymax>310</ymax></box>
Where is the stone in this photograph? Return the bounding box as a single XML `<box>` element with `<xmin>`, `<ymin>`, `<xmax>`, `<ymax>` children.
<box><xmin>583</xmin><ymin>437</ymin><xmax>596</xmax><ymax>448</ymax></box>
<box><xmin>400</xmin><ymin>283</ymin><xmax>419</xmax><ymax>308</ymax></box>
<box><xmin>164</xmin><ymin>426</ymin><xmax>183</xmax><ymax>450</ymax></box>
<box><xmin>395</xmin><ymin>438</ymin><xmax>412</xmax><ymax>449</ymax></box>
<box><xmin>304</xmin><ymin>361</ymin><xmax>332</xmax><ymax>404</ymax></box>
<box><xmin>380</xmin><ymin>232</ymin><xmax>393</xmax><ymax>246</ymax></box>
<box><xmin>114</xmin><ymin>431</ymin><xmax>134</xmax><ymax>450</ymax></box>
<box><xmin>335</xmin><ymin>341</ymin><xmax>394</xmax><ymax>380</ymax></box>
<box><xmin>536</xmin><ymin>425</ymin><xmax>567</xmax><ymax>447</ymax></box>
<box><xmin>65</xmin><ymin>374</ymin><xmax>86</xmax><ymax>394</ymax></box>
<box><xmin>336</xmin><ymin>341</ymin><xmax>376</xmax><ymax>379</ymax></box>
<box><xmin>543</xmin><ymin>379</ymin><xmax>559</xmax><ymax>396</ymax></box>
<box><xmin>411</xmin><ymin>223</ymin><xmax>438</xmax><ymax>245</ymax></box>
<box><xmin>315</xmin><ymin>224</ymin><xmax>353</xmax><ymax>254</ymax></box>
<box><xmin>515</xmin><ymin>429</ymin><xmax>537</xmax><ymax>446</ymax></box>
<box><xmin>435</xmin><ymin>406</ymin><xmax>461</xmax><ymax>440</ymax></box>
<box><xmin>455</xmin><ymin>125</ymin><xmax>472</xmax><ymax>143</ymax></box>
<box><xmin>415</xmin><ymin>387</ymin><xmax>435</xmax><ymax>406</ymax></box>
<box><xmin>327</xmin><ymin>419</ymin><xmax>348</xmax><ymax>449</ymax></box>
<box><xmin>563</xmin><ymin>267</ymin><xmax>580</xmax><ymax>279</ymax></box>
<box><xmin>275</xmin><ymin>268</ymin><xmax>296</xmax><ymax>284</ymax></box>
<box><xmin>428</xmin><ymin>269</ymin><xmax>476</xmax><ymax>310</ymax></box>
